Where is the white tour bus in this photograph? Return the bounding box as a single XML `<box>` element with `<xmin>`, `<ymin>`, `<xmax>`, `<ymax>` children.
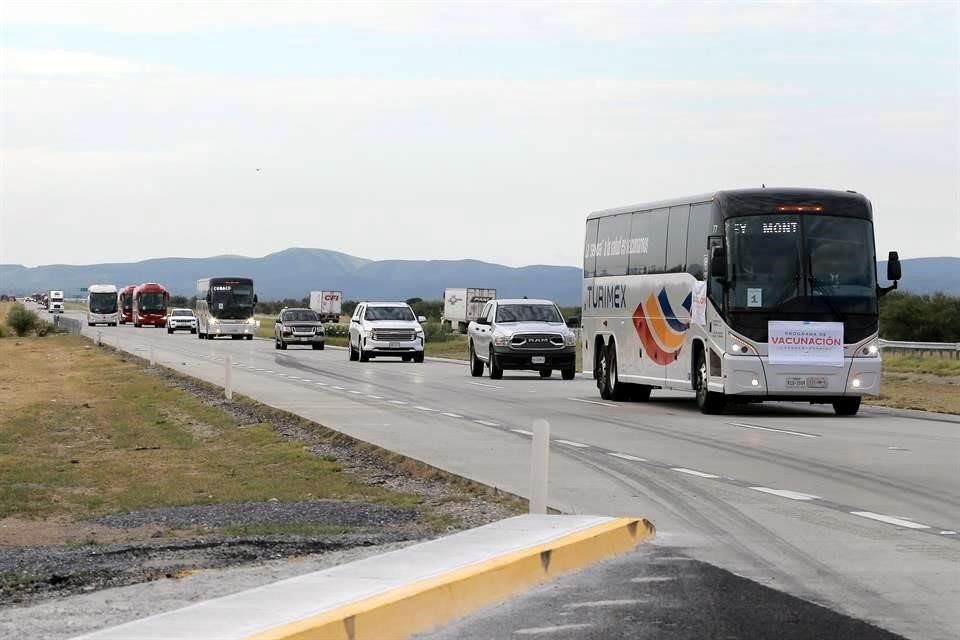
<box><xmin>195</xmin><ymin>277</ymin><xmax>258</xmax><ymax>340</ymax></box>
<box><xmin>582</xmin><ymin>188</ymin><xmax>901</xmax><ymax>416</ymax></box>
<box><xmin>87</xmin><ymin>284</ymin><xmax>119</xmax><ymax>326</ymax></box>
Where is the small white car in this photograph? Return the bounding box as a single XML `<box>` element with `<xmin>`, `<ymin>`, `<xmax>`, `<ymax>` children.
<box><xmin>167</xmin><ymin>308</ymin><xmax>198</xmax><ymax>334</ymax></box>
<box><xmin>349</xmin><ymin>302</ymin><xmax>426</xmax><ymax>363</ymax></box>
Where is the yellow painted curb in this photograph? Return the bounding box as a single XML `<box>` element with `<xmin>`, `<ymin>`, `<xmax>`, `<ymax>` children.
<box><xmin>246</xmin><ymin>517</ymin><xmax>655</xmax><ymax>640</ymax></box>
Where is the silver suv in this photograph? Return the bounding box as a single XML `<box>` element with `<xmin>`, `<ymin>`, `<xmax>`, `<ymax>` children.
<box><xmin>274</xmin><ymin>308</ymin><xmax>325</xmax><ymax>350</ymax></box>
<box><xmin>467</xmin><ymin>299</ymin><xmax>577</xmax><ymax>380</ymax></box>
<box><xmin>349</xmin><ymin>302</ymin><xmax>426</xmax><ymax>362</ymax></box>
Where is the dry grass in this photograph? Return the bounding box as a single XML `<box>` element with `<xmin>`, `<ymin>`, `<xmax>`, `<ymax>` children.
<box><xmin>0</xmin><ymin>335</ymin><xmax>420</xmax><ymax>535</ymax></box>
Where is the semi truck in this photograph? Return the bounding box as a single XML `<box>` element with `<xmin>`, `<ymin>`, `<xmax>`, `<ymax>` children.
<box><xmin>309</xmin><ymin>290</ymin><xmax>343</xmax><ymax>323</ymax></box>
<box><xmin>441</xmin><ymin>288</ymin><xmax>496</xmax><ymax>333</ymax></box>
<box><xmin>47</xmin><ymin>290</ymin><xmax>64</xmax><ymax>313</ymax></box>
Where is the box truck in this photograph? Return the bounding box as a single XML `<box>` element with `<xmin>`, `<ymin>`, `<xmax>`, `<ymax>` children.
<box><xmin>309</xmin><ymin>290</ymin><xmax>343</xmax><ymax>323</ymax></box>
<box><xmin>47</xmin><ymin>290</ymin><xmax>64</xmax><ymax>313</ymax></box>
<box><xmin>442</xmin><ymin>288</ymin><xmax>496</xmax><ymax>333</ymax></box>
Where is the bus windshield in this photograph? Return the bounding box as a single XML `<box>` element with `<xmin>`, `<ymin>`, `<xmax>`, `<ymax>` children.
<box><xmin>210</xmin><ymin>284</ymin><xmax>254</xmax><ymax>319</ymax></box>
<box><xmin>89</xmin><ymin>292</ymin><xmax>118</xmax><ymax>314</ymax></box>
<box><xmin>138</xmin><ymin>292</ymin><xmax>167</xmax><ymax>313</ymax></box>
<box><xmin>725</xmin><ymin>215</ymin><xmax>877</xmax><ymax>314</ymax></box>
<box><xmin>120</xmin><ymin>293</ymin><xmax>133</xmax><ymax>311</ymax></box>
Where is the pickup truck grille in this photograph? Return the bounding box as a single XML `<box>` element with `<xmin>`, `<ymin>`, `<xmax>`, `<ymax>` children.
<box><xmin>510</xmin><ymin>333</ymin><xmax>565</xmax><ymax>349</ymax></box>
<box><xmin>372</xmin><ymin>329</ymin><xmax>415</xmax><ymax>342</ymax></box>
<box><xmin>289</xmin><ymin>325</ymin><xmax>315</xmax><ymax>335</ymax></box>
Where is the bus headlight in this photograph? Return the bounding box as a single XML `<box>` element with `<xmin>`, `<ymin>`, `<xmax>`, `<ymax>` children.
<box><xmin>856</xmin><ymin>341</ymin><xmax>880</xmax><ymax>358</ymax></box>
<box><xmin>727</xmin><ymin>334</ymin><xmax>755</xmax><ymax>355</ymax></box>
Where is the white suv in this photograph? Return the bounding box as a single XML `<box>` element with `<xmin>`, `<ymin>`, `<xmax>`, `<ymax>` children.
<box><xmin>167</xmin><ymin>308</ymin><xmax>198</xmax><ymax>334</ymax></box>
<box><xmin>349</xmin><ymin>302</ymin><xmax>426</xmax><ymax>363</ymax></box>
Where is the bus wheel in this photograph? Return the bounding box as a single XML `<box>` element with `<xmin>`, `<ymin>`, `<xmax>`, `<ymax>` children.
<box><xmin>603</xmin><ymin>345</ymin><xmax>631</xmax><ymax>401</ymax></box>
<box><xmin>695</xmin><ymin>350</ymin><xmax>725</xmax><ymax>414</ymax></box>
<box><xmin>832</xmin><ymin>397</ymin><xmax>861</xmax><ymax>416</ymax></box>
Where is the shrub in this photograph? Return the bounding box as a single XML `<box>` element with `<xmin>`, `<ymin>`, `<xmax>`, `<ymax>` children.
<box><xmin>6</xmin><ymin>303</ymin><xmax>38</xmax><ymax>337</ymax></box>
<box><xmin>323</xmin><ymin>323</ymin><xmax>350</xmax><ymax>337</ymax></box>
<box><xmin>422</xmin><ymin>321</ymin><xmax>453</xmax><ymax>342</ymax></box>
<box><xmin>0</xmin><ymin>323</ymin><xmax>9</xmax><ymax>338</ymax></box>
<box><xmin>35</xmin><ymin>320</ymin><xmax>55</xmax><ymax>337</ymax></box>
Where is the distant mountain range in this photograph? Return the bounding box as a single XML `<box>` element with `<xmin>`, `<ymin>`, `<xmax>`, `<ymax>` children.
<box><xmin>1</xmin><ymin>250</ymin><xmax>955</xmax><ymax>303</ymax></box>
<box><xmin>0</xmin><ymin>248</ymin><xmax>583</xmax><ymax>304</ymax></box>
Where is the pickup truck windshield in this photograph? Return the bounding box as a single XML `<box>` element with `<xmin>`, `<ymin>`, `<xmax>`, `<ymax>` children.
<box><xmin>365</xmin><ymin>307</ymin><xmax>415</xmax><ymax>321</ymax></box>
<box><xmin>496</xmin><ymin>304</ymin><xmax>562</xmax><ymax>323</ymax></box>
<box><xmin>171</xmin><ymin>309</ymin><xmax>194</xmax><ymax>317</ymax></box>
<box><xmin>283</xmin><ymin>310</ymin><xmax>318</xmax><ymax>322</ymax></box>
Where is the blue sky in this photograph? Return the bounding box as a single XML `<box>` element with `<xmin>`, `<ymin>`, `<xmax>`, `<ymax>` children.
<box><xmin>1</xmin><ymin>1</ymin><xmax>957</xmax><ymax>268</ymax></box>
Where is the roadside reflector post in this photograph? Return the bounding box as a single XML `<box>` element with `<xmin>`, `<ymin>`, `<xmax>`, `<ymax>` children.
<box><xmin>97</xmin><ymin>331</ymin><xmax>102</xmax><ymax>346</ymax></box>
<box><xmin>149</xmin><ymin>348</ymin><xmax>155</xmax><ymax>367</ymax></box>
<box><xmin>224</xmin><ymin>355</ymin><xmax>233</xmax><ymax>400</ymax></box>
<box><xmin>530</xmin><ymin>419</ymin><xmax>550</xmax><ymax>514</ymax></box>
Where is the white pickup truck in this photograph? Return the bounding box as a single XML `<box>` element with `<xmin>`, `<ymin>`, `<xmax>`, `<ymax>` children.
<box><xmin>468</xmin><ymin>299</ymin><xmax>577</xmax><ymax>380</ymax></box>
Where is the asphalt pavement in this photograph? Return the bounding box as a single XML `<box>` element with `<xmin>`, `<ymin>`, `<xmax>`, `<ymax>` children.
<box><xmin>71</xmin><ymin>316</ymin><xmax>960</xmax><ymax>639</ymax></box>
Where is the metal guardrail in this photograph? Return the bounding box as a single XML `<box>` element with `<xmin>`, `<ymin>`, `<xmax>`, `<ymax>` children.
<box><xmin>53</xmin><ymin>314</ymin><xmax>82</xmax><ymax>336</ymax></box>
<box><xmin>878</xmin><ymin>338</ymin><xmax>960</xmax><ymax>358</ymax></box>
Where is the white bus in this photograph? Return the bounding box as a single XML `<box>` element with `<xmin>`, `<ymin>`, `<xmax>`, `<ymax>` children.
<box><xmin>582</xmin><ymin>188</ymin><xmax>901</xmax><ymax>416</ymax></box>
<box><xmin>87</xmin><ymin>284</ymin><xmax>119</xmax><ymax>326</ymax></box>
<box><xmin>196</xmin><ymin>277</ymin><xmax>258</xmax><ymax>340</ymax></box>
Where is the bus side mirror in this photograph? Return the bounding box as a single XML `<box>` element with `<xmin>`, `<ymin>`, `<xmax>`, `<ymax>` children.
<box><xmin>205</xmin><ymin>292</ymin><xmax>212</xmax><ymax>303</ymax></box>
<box><xmin>709</xmin><ymin>246</ymin><xmax>727</xmax><ymax>279</ymax></box>
<box><xmin>253</xmin><ymin>294</ymin><xmax>259</xmax><ymax>305</ymax></box>
<box><xmin>886</xmin><ymin>251</ymin><xmax>901</xmax><ymax>281</ymax></box>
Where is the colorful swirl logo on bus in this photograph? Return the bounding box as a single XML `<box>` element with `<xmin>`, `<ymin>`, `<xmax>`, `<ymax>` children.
<box><xmin>632</xmin><ymin>289</ymin><xmax>693</xmax><ymax>365</ymax></box>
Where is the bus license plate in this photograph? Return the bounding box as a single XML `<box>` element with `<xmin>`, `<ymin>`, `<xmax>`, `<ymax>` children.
<box><xmin>786</xmin><ymin>376</ymin><xmax>828</xmax><ymax>389</ymax></box>
<box><xmin>531</xmin><ymin>356</ymin><xmax>546</xmax><ymax>364</ymax></box>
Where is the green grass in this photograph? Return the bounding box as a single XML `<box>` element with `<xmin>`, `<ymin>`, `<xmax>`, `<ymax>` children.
<box><xmin>882</xmin><ymin>356</ymin><xmax>960</xmax><ymax>375</ymax></box>
<box><xmin>0</xmin><ymin>335</ymin><xmax>422</xmax><ymax>520</ymax></box>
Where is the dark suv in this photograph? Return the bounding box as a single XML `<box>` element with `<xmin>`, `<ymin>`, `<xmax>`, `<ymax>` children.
<box><xmin>274</xmin><ymin>308</ymin><xmax>325</xmax><ymax>350</ymax></box>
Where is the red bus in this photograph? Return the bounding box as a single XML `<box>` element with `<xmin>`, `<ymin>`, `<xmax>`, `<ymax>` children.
<box><xmin>118</xmin><ymin>285</ymin><xmax>136</xmax><ymax>324</ymax></box>
<box><xmin>132</xmin><ymin>282</ymin><xmax>170</xmax><ymax>328</ymax></box>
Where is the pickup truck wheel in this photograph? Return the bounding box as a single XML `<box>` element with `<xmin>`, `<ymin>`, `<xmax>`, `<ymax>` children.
<box><xmin>359</xmin><ymin>343</ymin><xmax>370</xmax><ymax>362</ymax></box>
<box><xmin>469</xmin><ymin>343</ymin><xmax>484</xmax><ymax>377</ymax></box>
<box><xmin>274</xmin><ymin>336</ymin><xmax>280</xmax><ymax>349</ymax></box>
<box><xmin>539</xmin><ymin>369</ymin><xmax>552</xmax><ymax>379</ymax></box>
<box><xmin>167</xmin><ymin>328</ymin><xmax>173</xmax><ymax>334</ymax></box>
<box><xmin>561</xmin><ymin>368</ymin><xmax>576</xmax><ymax>381</ymax></box>
<box><xmin>349</xmin><ymin>340</ymin><xmax>358</xmax><ymax>361</ymax></box>
<box><xmin>190</xmin><ymin>329</ymin><xmax>197</xmax><ymax>334</ymax></box>
<box><xmin>313</xmin><ymin>343</ymin><xmax>323</xmax><ymax>350</ymax></box>
<box><xmin>489</xmin><ymin>348</ymin><xmax>503</xmax><ymax>380</ymax></box>
<box><xmin>413</xmin><ymin>352</ymin><xmax>424</xmax><ymax>363</ymax></box>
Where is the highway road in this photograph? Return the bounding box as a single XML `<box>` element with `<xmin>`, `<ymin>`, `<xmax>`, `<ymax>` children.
<box><xmin>73</xmin><ymin>316</ymin><xmax>959</xmax><ymax>639</ymax></box>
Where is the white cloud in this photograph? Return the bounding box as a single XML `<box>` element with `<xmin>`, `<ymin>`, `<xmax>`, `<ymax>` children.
<box><xmin>0</xmin><ymin>48</ymin><xmax>151</xmax><ymax>76</ymax></box>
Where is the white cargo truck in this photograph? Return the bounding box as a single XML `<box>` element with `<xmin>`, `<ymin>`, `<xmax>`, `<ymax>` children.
<box><xmin>442</xmin><ymin>287</ymin><xmax>496</xmax><ymax>333</ymax></box>
<box><xmin>48</xmin><ymin>290</ymin><xmax>64</xmax><ymax>313</ymax></box>
<box><xmin>309</xmin><ymin>290</ymin><xmax>343</xmax><ymax>323</ymax></box>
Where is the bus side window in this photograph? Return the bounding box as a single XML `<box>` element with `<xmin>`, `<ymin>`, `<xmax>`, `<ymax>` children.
<box><xmin>596</xmin><ymin>213</ymin><xmax>631</xmax><ymax>277</ymax></box>
<box><xmin>583</xmin><ymin>219</ymin><xmax>599</xmax><ymax>278</ymax></box>
<box><xmin>686</xmin><ymin>202</ymin><xmax>712</xmax><ymax>280</ymax></box>
<box><xmin>666</xmin><ymin>204</ymin><xmax>690</xmax><ymax>273</ymax></box>
<box><xmin>627</xmin><ymin>209</ymin><xmax>667</xmax><ymax>275</ymax></box>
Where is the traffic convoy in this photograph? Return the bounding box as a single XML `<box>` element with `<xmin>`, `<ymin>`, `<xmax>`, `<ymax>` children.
<box><xmin>27</xmin><ymin>187</ymin><xmax>900</xmax><ymax>415</ymax></box>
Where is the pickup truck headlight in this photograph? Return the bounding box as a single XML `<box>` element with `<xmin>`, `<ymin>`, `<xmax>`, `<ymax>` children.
<box><xmin>246</xmin><ymin>317</ymin><xmax>256</xmax><ymax>325</ymax></box>
<box><xmin>563</xmin><ymin>333</ymin><xmax>576</xmax><ymax>347</ymax></box>
<box><xmin>493</xmin><ymin>333</ymin><xmax>512</xmax><ymax>347</ymax></box>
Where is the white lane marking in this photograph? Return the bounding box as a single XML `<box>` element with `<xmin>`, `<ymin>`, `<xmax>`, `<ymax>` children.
<box><xmin>474</xmin><ymin>419</ymin><xmax>500</xmax><ymax>427</ymax></box>
<box><xmin>850</xmin><ymin>511</ymin><xmax>931</xmax><ymax>529</ymax></box>
<box><xmin>315</xmin><ymin>382</ymin><xmax>327</xmax><ymax>386</ymax></box>
<box><xmin>441</xmin><ymin>412</ymin><xmax>463</xmax><ymax>418</ymax></box>
<box><xmin>672</xmin><ymin>467</ymin><xmax>720</xmax><ymax>479</ymax></box>
<box><xmin>564</xmin><ymin>599</ymin><xmax>646</xmax><ymax>609</ymax></box>
<box><xmin>749</xmin><ymin>487</ymin><xmax>820</xmax><ymax>501</ymax></box>
<box><xmin>630</xmin><ymin>576</ymin><xmax>676</xmax><ymax>583</ymax></box>
<box><xmin>300</xmin><ymin>378</ymin><xmax>312</xmax><ymax>382</ymax></box>
<box><xmin>726</xmin><ymin>422</ymin><xmax>819</xmax><ymax>439</ymax></box>
<box><xmin>414</xmin><ymin>406</ymin><xmax>439</xmax><ymax>411</ymax></box>
<box><xmin>511</xmin><ymin>429</ymin><xmax>534</xmax><ymax>436</ymax></box>
<box><xmin>940</xmin><ymin>531</ymin><xmax>957</xmax><ymax>535</ymax></box>
<box><xmin>467</xmin><ymin>381</ymin><xmax>504</xmax><ymax>390</ymax></box>
<box><xmin>348</xmin><ymin>390</ymin><xmax>363</xmax><ymax>395</ymax></box>
<box><xmin>567</xmin><ymin>397</ymin><xmax>617</xmax><ymax>408</ymax></box>
<box><xmin>388</xmin><ymin>400</ymin><xmax>408</xmax><ymax>405</ymax></box>
<box><xmin>331</xmin><ymin>385</ymin><xmax>344</xmax><ymax>390</ymax></box>
<box><xmin>514</xmin><ymin>624</ymin><xmax>593</xmax><ymax>636</ymax></box>
<box><xmin>366</xmin><ymin>394</ymin><xmax>383</xmax><ymax>399</ymax></box>
<box><xmin>255</xmin><ymin>368</ymin><xmax>265</xmax><ymax>371</ymax></box>
<box><xmin>555</xmin><ymin>439</ymin><xmax>589</xmax><ymax>449</ymax></box>
<box><xmin>607</xmin><ymin>452</ymin><xmax>647</xmax><ymax>462</ymax></box>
